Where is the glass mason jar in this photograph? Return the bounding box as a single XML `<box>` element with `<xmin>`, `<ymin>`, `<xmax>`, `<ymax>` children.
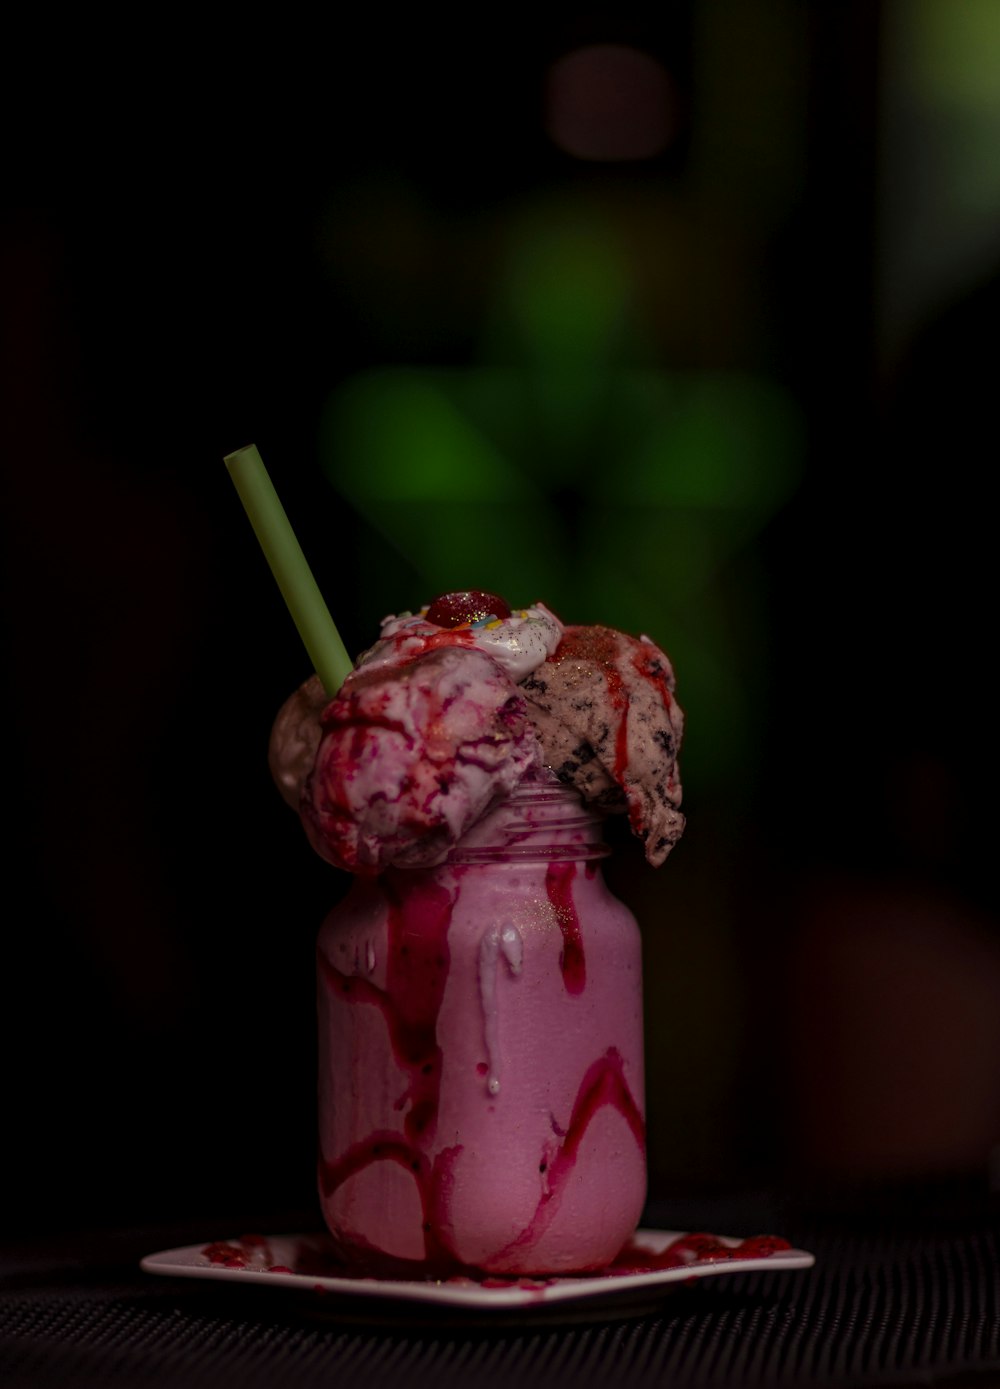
<box><xmin>316</xmin><ymin>771</ymin><xmax>645</xmax><ymax>1276</ymax></box>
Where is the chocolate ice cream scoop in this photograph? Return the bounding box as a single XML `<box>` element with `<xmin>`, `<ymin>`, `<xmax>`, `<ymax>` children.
<box><xmin>519</xmin><ymin>626</ymin><xmax>685</xmax><ymax>866</ymax></box>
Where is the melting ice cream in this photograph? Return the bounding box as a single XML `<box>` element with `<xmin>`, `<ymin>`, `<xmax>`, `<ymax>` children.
<box><xmin>270</xmin><ymin>590</ymin><xmax>685</xmax><ymax>872</ymax></box>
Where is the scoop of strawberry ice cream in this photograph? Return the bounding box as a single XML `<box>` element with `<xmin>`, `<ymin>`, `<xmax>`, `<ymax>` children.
<box><xmin>519</xmin><ymin>626</ymin><xmax>685</xmax><ymax>867</ymax></box>
<box><xmin>300</xmin><ymin>646</ymin><xmax>540</xmax><ymax>873</ymax></box>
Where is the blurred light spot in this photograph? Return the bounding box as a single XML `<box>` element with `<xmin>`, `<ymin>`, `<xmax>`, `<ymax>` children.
<box><xmin>322</xmin><ymin>370</ymin><xmax>565</xmax><ymax>598</ymax></box>
<box><xmin>329</xmin><ymin>371</ymin><xmax>519</xmax><ymax>501</ymax></box>
<box><xmin>502</xmin><ymin>221</ymin><xmax>629</xmax><ymax>363</ymax></box>
<box><xmin>545</xmin><ymin>44</ymin><xmax>676</xmax><ymax>162</ymax></box>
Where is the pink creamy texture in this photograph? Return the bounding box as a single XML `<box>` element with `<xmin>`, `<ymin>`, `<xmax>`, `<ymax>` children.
<box><xmin>315</xmin><ymin>801</ymin><xmax>646</xmax><ymax>1275</ymax></box>
<box><xmin>301</xmin><ymin>647</ymin><xmax>539</xmax><ymax>874</ymax></box>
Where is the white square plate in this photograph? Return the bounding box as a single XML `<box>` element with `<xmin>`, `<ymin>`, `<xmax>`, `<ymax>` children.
<box><xmin>141</xmin><ymin>1228</ymin><xmax>815</xmax><ymax>1318</ymax></box>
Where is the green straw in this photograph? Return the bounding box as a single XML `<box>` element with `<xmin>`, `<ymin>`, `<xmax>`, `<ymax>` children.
<box><xmin>224</xmin><ymin>443</ymin><xmax>353</xmax><ymax>696</ymax></box>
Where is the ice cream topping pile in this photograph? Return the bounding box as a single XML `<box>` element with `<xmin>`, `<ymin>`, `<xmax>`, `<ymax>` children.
<box><xmin>355</xmin><ymin>594</ymin><xmax>564</xmax><ymax>682</ymax></box>
<box><xmin>269</xmin><ymin>590</ymin><xmax>684</xmax><ymax>873</ymax></box>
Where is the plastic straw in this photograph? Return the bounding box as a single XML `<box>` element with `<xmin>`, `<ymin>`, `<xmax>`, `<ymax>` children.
<box><xmin>224</xmin><ymin>443</ymin><xmax>352</xmax><ymax>696</ymax></box>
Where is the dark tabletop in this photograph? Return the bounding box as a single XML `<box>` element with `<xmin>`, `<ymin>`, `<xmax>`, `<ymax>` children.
<box><xmin>3</xmin><ymin>1179</ymin><xmax>999</xmax><ymax>1389</ymax></box>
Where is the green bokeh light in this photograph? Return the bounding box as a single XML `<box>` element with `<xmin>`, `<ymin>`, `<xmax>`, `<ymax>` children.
<box><xmin>320</xmin><ymin>213</ymin><xmax>802</xmax><ymax>798</ymax></box>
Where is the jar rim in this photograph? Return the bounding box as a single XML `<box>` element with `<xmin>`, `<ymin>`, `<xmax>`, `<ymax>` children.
<box><xmin>447</xmin><ymin>840</ymin><xmax>611</xmax><ymax>864</ymax></box>
<box><xmin>507</xmin><ymin>767</ymin><xmax>594</xmax><ymax>799</ymax></box>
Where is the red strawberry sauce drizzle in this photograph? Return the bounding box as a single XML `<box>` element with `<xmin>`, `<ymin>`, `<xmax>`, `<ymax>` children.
<box><xmin>544</xmin><ymin>861</ymin><xmax>586</xmax><ymax>993</ymax></box>
<box><xmin>630</xmin><ymin>641</ymin><xmax>674</xmax><ymax>712</ymax></box>
<box><xmin>491</xmin><ymin>1046</ymin><xmax>644</xmax><ymax>1265</ymax></box>
<box><xmin>555</xmin><ymin>627</ymin><xmax>631</xmax><ymax>784</ymax></box>
<box><xmin>365</xmin><ymin>625</ymin><xmax>481</xmax><ymax>669</ymax></box>
<box><xmin>319</xmin><ymin>1135</ymin><xmax>464</xmax><ymax>1270</ymax></box>
<box><xmin>318</xmin><ymin>872</ymin><xmax>455</xmax><ymax>1146</ymax></box>
<box><xmin>609</xmin><ymin>1231</ymin><xmax>792</xmax><ymax>1273</ymax></box>
<box><xmin>316</xmin><ymin>870</ymin><xmax>462</xmax><ymax>1268</ymax></box>
<box><xmin>201</xmin><ymin>1234</ymin><xmax>293</xmax><ymax>1273</ymax></box>
<box><xmin>200</xmin><ymin>1226</ymin><xmax>792</xmax><ymax>1280</ymax></box>
<box><xmin>552</xmin><ymin>627</ymin><xmax>677</xmax><ymax>800</ymax></box>
<box><xmin>201</xmin><ymin>1240</ymin><xmax>251</xmax><ymax>1269</ymax></box>
<box><xmin>473</xmin><ymin>1231</ymin><xmax>792</xmax><ymax>1286</ymax></box>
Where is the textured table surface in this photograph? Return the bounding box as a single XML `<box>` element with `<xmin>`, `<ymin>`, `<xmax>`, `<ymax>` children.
<box><xmin>3</xmin><ymin>1181</ymin><xmax>998</xmax><ymax>1389</ymax></box>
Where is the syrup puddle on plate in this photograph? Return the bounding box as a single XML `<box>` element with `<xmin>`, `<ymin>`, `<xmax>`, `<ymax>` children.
<box><xmin>141</xmin><ymin>1228</ymin><xmax>815</xmax><ymax>1314</ymax></box>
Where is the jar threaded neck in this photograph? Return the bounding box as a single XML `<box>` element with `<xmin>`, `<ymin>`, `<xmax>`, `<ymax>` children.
<box><xmin>446</xmin><ymin>776</ymin><xmax>609</xmax><ymax>865</ymax></box>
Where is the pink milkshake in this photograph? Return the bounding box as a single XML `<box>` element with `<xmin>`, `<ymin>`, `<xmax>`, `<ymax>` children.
<box><xmin>269</xmin><ymin>589</ymin><xmax>685</xmax><ymax>1276</ymax></box>
<box><xmin>316</xmin><ymin>774</ymin><xmax>645</xmax><ymax>1274</ymax></box>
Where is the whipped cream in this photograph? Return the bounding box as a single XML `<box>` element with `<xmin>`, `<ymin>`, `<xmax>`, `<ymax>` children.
<box><xmin>356</xmin><ymin>602</ymin><xmax>563</xmax><ymax>682</ymax></box>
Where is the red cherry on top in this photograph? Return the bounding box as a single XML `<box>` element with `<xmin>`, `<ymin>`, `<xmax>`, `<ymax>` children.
<box><xmin>425</xmin><ymin>590</ymin><xmax>512</xmax><ymax>628</ymax></box>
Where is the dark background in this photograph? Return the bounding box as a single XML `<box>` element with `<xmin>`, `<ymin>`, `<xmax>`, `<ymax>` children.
<box><xmin>2</xmin><ymin>5</ymin><xmax>998</xmax><ymax>1239</ymax></box>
